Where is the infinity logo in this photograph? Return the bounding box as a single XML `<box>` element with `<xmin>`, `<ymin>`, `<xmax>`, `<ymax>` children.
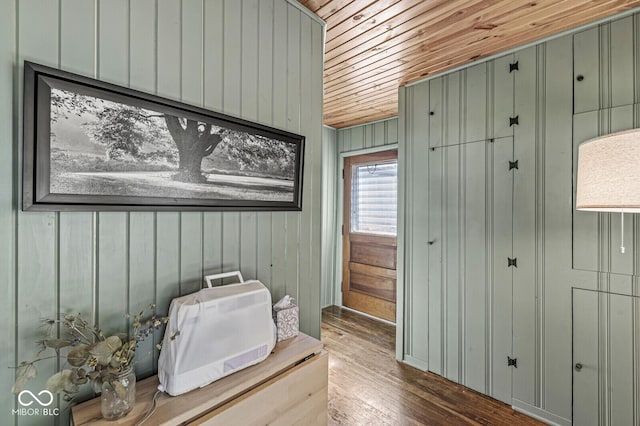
<box><xmin>18</xmin><ymin>390</ymin><xmax>54</xmax><ymax>407</ymax></box>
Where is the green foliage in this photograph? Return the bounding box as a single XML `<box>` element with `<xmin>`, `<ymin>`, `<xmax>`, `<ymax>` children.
<box><xmin>11</xmin><ymin>363</ymin><xmax>37</xmax><ymax>394</ymax></box>
<box><xmin>52</xmin><ymin>89</ymin><xmax>177</xmax><ymax>164</ymax></box>
<box><xmin>12</xmin><ymin>306</ymin><xmax>168</xmax><ymax>402</ymax></box>
<box><xmin>51</xmin><ymin>90</ymin><xmax>98</xmax><ymax>123</ymax></box>
<box><xmin>215</xmin><ymin>132</ymin><xmax>296</xmax><ymax>179</ymax></box>
<box><xmin>88</xmin><ymin>103</ymin><xmax>174</xmax><ymax>161</ymax></box>
<box><xmin>50</xmin><ymin>149</ymin><xmax>177</xmax><ymax>174</ymax></box>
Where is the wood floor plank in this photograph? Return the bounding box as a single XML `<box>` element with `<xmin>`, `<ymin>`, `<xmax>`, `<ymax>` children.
<box><xmin>321</xmin><ymin>306</ymin><xmax>543</xmax><ymax>425</ymax></box>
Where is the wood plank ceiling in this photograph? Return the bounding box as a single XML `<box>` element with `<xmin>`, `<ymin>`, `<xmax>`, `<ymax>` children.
<box><xmin>299</xmin><ymin>0</ymin><xmax>640</xmax><ymax>128</ymax></box>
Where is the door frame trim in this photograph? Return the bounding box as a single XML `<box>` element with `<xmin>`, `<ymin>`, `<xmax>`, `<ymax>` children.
<box><xmin>333</xmin><ymin>144</ymin><xmax>399</xmax><ymax>311</ymax></box>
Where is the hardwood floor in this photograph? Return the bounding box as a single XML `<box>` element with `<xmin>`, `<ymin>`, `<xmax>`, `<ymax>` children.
<box><xmin>321</xmin><ymin>306</ymin><xmax>544</xmax><ymax>425</ymax></box>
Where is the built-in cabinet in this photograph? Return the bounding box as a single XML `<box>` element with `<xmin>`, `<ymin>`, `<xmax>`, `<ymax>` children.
<box><xmin>403</xmin><ymin>54</ymin><xmax>519</xmax><ymax>404</ymax></box>
<box><xmin>425</xmin><ymin>136</ymin><xmax>515</xmax><ymax>402</ymax></box>
<box><xmin>400</xmin><ymin>12</ymin><xmax>640</xmax><ymax>425</ymax></box>
<box><xmin>573</xmin><ymin>289</ymin><xmax>640</xmax><ymax>426</ymax></box>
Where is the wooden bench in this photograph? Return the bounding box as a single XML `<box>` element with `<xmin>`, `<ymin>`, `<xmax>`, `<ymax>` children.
<box><xmin>71</xmin><ymin>333</ymin><xmax>327</xmax><ymax>425</ymax></box>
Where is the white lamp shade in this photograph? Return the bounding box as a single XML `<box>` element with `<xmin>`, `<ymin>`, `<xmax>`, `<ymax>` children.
<box><xmin>576</xmin><ymin>129</ymin><xmax>640</xmax><ymax>212</ymax></box>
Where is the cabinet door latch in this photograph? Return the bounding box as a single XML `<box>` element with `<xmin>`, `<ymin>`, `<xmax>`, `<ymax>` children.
<box><xmin>509</xmin><ymin>61</ymin><xmax>519</xmax><ymax>73</ymax></box>
<box><xmin>508</xmin><ymin>258</ymin><xmax>517</xmax><ymax>268</ymax></box>
<box><xmin>509</xmin><ymin>116</ymin><xmax>519</xmax><ymax>126</ymax></box>
<box><xmin>508</xmin><ymin>357</ymin><xmax>518</xmax><ymax>368</ymax></box>
<box><xmin>509</xmin><ymin>160</ymin><xmax>519</xmax><ymax>171</ymax></box>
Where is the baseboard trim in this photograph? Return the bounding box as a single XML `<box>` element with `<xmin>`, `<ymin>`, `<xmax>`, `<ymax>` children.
<box><xmin>401</xmin><ymin>355</ymin><xmax>430</xmax><ymax>371</ymax></box>
<box><xmin>511</xmin><ymin>399</ymin><xmax>571</xmax><ymax>426</ymax></box>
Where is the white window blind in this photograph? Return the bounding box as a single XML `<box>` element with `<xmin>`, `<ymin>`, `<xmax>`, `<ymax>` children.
<box><xmin>351</xmin><ymin>161</ymin><xmax>397</xmax><ymax>235</ymax></box>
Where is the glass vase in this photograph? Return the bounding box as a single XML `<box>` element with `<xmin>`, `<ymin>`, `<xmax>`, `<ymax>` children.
<box><xmin>100</xmin><ymin>367</ymin><xmax>136</xmax><ymax>421</ymax></box>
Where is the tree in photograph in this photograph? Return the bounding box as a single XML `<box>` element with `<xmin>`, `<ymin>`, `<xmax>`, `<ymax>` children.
<box><xmin>220</xmin><ymin>132</ymin><xmax>295</xmax><ymax>178</ymax></box>
<box><xmin>164</xmin><ymin>117</ymin><xmax>223</xmax><ymax>183</ymax></box>
<box><xmin>92</xmin><ymin>107</ymin><xmax>223</xmax><ymax>182</ymax></box>
<box><xmin>90</xmin><ymin>103</ymin><xmax>165</xmax><ymax>160</ymax></box>
<box><xmin>52</xmin><ymin>89</ymin><xmax>292</xmax><ymax>183</ymax></box>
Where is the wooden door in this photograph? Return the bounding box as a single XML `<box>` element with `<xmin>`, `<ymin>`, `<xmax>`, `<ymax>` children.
<box><xmin>342</xmin><ymin>150</ymin><xmax>397</xmax><ymax>322</ymax></box>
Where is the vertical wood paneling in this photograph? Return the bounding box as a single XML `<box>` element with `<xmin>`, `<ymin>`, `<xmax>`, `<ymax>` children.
<box><xmin>129</xmin><ymin>0</ymin><xmax>158</xmax><ymax>377</ymax></box>
<box><xmin>2</xmin><ymin>1</ymin><xmax>324</xmax><ymax>417</ymax></box>
<box><xmin>240</xmin><ymin>0</ymin><xmax>259</xmax><ymax>281</ymax></box>
<box><xmin>128</xmin><ymin>210</ymin><xmax>155</xmax><ymax>375</ymax></box>
<box><xmin>202</xmin><ymin>0</ymin><xmax>224</xmax><ymax>281</ymax></box>
<box><xmin>572</xmin><ymin>289</ymin><xmax>600</xmax><ymax>425</ymax></box>
<box><xmin>512</xmin><ymin>44</ymin><xmax>538</xmax><ymax>406</ymax></box>
<box><xmin>429</xmin><ymin>77</ymin><xmax>443</xmax><ymax>148</ymax></box>
<box><xmin>285</xmin><ymin>6</ymin><xmax>301</xmax><ymax>301</ymax></box>
<box><xmin>17</xmin><ymin>6</ymin><xmax>60</xmax><ymax>425</ymax></box>
<box><xmin>154</xmin><ymin>0</ymin><xmax>182</xmax><ymax>351</ymax></box>
<box><xmin>493</xmin><ymin>55</ymin><xmax>514</xmax><ymax>139</ymax></box>
<box><xmin>463</xmin><ymin>140</ymin><xmax>487</xmax><ymax>394</ymax></box>
<box><xmin>397</xmin><ymin>86</ymin><xmax>407</xmax><ymax>360</ymax></box>
<box><xmin>611</xmin><ymin>16</ymin><xmax>634</xmax><ymax>108</ymax></box>
<box><xmin>609</xmin><ymin>105</ymin><xmax>635</xmax><ymax>276</ymax></box>
<box><xmin>298</xmin><ymin>13</ymin><xmax>313</xmax><ymax>334</ymax></box>
<box><xmin>540</xmin><ymin>35</ymin><xmax>575</xmax><ymax>420</ymax></box>
<box><xmin>573</xmin><ymin>105</ymin><xmax>637</xmax><ymax>277</ymax></box>
<box><xmin>349</xmin><ymin>125</ymin><xmax>364</xmax><ymax>151</ymax></box>
<box><xmin>444</xmin><ymin>144</ymin><xmax>461</xmax><ymax>382</ymax></box>
<box><xmin>321</xmin><ymin>126</ymin><xmax>337</xmax><ymax>308</ymax></box>
<box><xmin>221</xmin><ymin>0</ymin><xmax>242</xmax><ymax>279</ymax></box>
<box><xmin>387</xmin><ymin>118</ymin><xmax>398</xmax><ymax>143</ymax></box>
<box><xmin>240</xmin><ymin>212</ymin><xmax>258</xmax><ymax>279</ymax></box>
<box><xmin>572</xmin><ymin>110</ymin><xmax>600</xmax><ymax>272</ymax></box>
<box><xmin>340</xmin><ymin>128</ymin><xmax>351</xmax><ymax>152</ymax></box>
<box><xmin>310</xmin><ymin>18</ymin><xmax>324</xmax><ymax>335</ymax></box>
<box><xmin>300</xmin><ymin>14</ymin><xmax>323</xmax><ymax>336</ymax></box>
<box><xmin>157</xmin><ymin>0</ymin><xmax>181</xmax><ymax>101</ymax></box>
<box><xmin>97</xmin><ymin>0</ymin><xmax>129</xmax><ymax>339</ymax></box>
<box><xmin>270</xmin><ymin>0</ymin><xmax>288</xmax><ymax>302</ymax></box>
<box><xmin>256</xmin><ymin>0</ymin><xmax>274</xmax><ymax>287</ymax></box>
<box><xmin>337</xmin><ymin>118</ymin><xmax>399</xmax><ymax>153</ymax></box>
<box><xmin>57</xmin><ymin>3</ymin><xmax>97</xmax><ymax>414</ymax></box>
<box><xmin>574</xmin><ymin>27</ymin><xmax>600</xmax><ymax>114</ymax></box>
<box><xmin>409</xmin><ymin>83</ymin><xmax>430</xmax><ymax>362</ymax></box>
<box><xmin>373</xmin><ymin>121</ymin><xmax>385</xmax><ymax>147</ymax></box>
<box><xmin>609</xmin><ymin>292</ymin><xmax>634</xmax><ymax>425</ymax></box>
<box><xmin>57</xmin><ymin>2</ymin><xmax>96</xmax><ymax>311</ymax></box>
<box><xmin>179</xmin><ymin>0</ymin><xmax>205</xmax><ymax>295</ymax></box>
<box><xmin>491</xmin><ymin>137</ymin><xmax>513</xmax><ymax>404</ymax></box>
<box><xmin>427</xmin><ymin>146</ymin><xmax>443</xmax><ymax>375</ymax></box>
<box><xmin>362</xmin><ymin>123</ymin><xmax>371</xmax><ymax>148</ymax></box>
<box><xmin>402</xmin><ymin>12</ymin><xmax>640</xmax><ymax>426</ymax></box>
<box><xmin>445</xmin><ymin>72</ymin><xmax>461</xmax><ymax>146</ymax></box>
<box><xmin>463</xmin><ymin>63</ymin><xmax>487</xmax><ymax>143</ymax></box>
<box><xmin>0</xmin><ymin>0</ymin><xmax>14</xmax><ymax>418</ymax></box>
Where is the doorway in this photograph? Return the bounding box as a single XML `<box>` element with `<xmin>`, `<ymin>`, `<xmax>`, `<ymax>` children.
<box><xmin>342</xmin><ymin>150</ymin><xmax>398</xmax><ymax>322</ymax></box>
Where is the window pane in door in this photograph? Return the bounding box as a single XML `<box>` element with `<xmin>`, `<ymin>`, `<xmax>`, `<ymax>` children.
<box><xmin>351</xmin><ymin>161</ymin><xmax>397</xmax><ymax>235</ymax></box>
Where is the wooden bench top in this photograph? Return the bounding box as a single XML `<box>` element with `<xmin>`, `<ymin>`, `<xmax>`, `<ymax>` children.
<box><xmin>71</xmin><ymin>333</ymin><xmax>323</xmax><ymax>425</ymax></box>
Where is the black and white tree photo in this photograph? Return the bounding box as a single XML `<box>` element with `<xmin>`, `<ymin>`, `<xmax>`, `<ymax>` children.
<box><xmin>49</xmin><ymin>88</ymin><xmax>297</xmax><ymax>203</ymax></box>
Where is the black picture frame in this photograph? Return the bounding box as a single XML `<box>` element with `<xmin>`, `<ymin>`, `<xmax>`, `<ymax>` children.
<box><xmin>22</xmin><ymin>61</ymin><xmax>305</xmax><ymax>212</ymax></box>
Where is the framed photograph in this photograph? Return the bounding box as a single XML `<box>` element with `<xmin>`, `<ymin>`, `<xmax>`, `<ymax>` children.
<box><xmin>22</xmin><ymin>61</ymin><xmax>305</xmax><ymax>211</ymax></box>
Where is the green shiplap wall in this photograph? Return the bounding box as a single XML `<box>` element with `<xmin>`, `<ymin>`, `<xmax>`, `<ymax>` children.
<box><xmin>320</xmin><ymin>118</ymin><xmax>398</xmax><ymax>308</ymax></box>
<box><xmin>321</xmin><ymin>125</ymin><xmax>337</xmax><ymax>308</ymax></box>
<box><xmin>400</xmin><ymin>59</ymin><xmax>517</xmax><ymax>405</ymax></box>
<box><xmin>400</xmin><ymin>12</ymin><xmax>640</xmax><ymax>426</ymax></box>
<box><xmin>337</xmin><ymin>117</ymin><xmax>398</xmax><ymax>153</ymax></box>
<box><xmin>0</xmin><ymin>1</ymin><xmax>323</xmax><ymax>424</ymax></box>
